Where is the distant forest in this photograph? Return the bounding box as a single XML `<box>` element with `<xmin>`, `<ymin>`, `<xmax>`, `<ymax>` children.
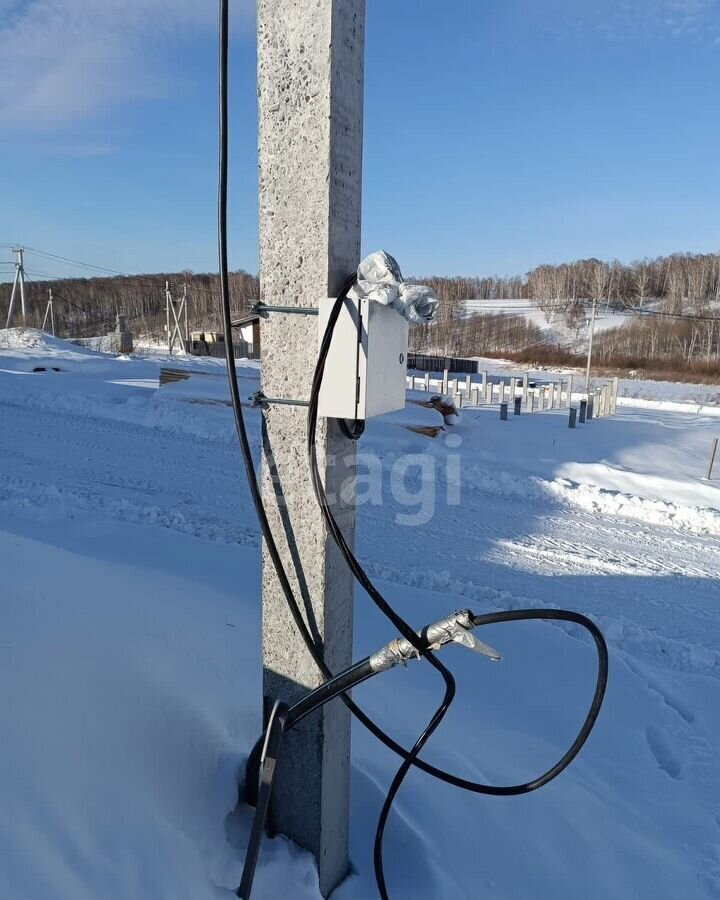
<box><xmin>2</xmin><ymin>251</ymin><xmax>720</xmax><ymax>376</ymax></box>
<box><xmin>413</xmin><ymin>253</ymin><xmax>720</xmax><ymax>376</ymax></box>
<box><xmin>0</xmin><ymin>270</ymin><xmax>259</xmax><ymax>341</ymax></box>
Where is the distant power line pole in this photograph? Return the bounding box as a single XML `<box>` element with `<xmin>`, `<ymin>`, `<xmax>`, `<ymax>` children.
<box><xmin>165</xmin><ymin>281</ymin><xmax>171</xmax><ymax>351</ymax></box>
<box><xmin>165</xmin><ymin>281</ymin><xmax>189</xmax><ymax>354</ymax></box>
<box><xmin>41</xmin><ymin>288</ymin><xmax>56</xmax><ymax>335</ymax></box>
<box><xmin>5</xmin><ymin>247</ymin><xmax>27</xmax><ymax>329</ymax></box>
<box><xmin>585</xmin><ymin>297</ymin><xmax>598</xmax><ymax>395</ymax></box>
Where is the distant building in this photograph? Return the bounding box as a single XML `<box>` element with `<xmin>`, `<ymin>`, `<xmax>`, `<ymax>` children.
<box><xmin>186</xmin><ymin>313</ymin><xmax>261</xmax><ymax>360</ymax></box>
<box><xmin>108</xmin><ymin>313</ymin><xmax>133</xmax><ymax>354</ymax></box>
<box><xmin>232</xmin><ymin>313</ymin><xmax>261</xmax><ymax>349</ymax></box>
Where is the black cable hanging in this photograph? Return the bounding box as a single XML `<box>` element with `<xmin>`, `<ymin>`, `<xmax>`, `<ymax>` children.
<box><xmin>217</xmin><ymin>3</ymin><xmax>608</xmax><ymax>898</ymax></box>
<box><xmin>338</xmin><ymin>417</ymin><xmax>366</xmax><ymax>440</ymax></box>
<box><xmin>308</xmin><ymin>292</ymin><xmax>608</xmax><ymax>898</ymax></box>
<box><xmin>217</xmin><ymin>0</ymin><xmax>452</xmax><ymax>798</ymax></box>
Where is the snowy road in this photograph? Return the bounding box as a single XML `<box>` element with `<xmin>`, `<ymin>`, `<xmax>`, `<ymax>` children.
<box><xmin>1</xmin><ymin>332</ymin><xmax>719</xmax><ymax>900</ymax></box>
<box><xmin>4</xmin><ymin>368</ymin><xmax>718</xmax><ymax>681</ymax></box>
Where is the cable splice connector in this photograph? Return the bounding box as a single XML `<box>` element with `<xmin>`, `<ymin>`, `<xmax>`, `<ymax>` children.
<box><xmin>369</xmin><ymin>609</ymin><xmax>502</xmax><ymax>673</ymax></box>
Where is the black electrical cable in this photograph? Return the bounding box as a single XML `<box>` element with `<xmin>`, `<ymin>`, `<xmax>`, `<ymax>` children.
<box><xmin>217</xmin><ymin>0</ymin><xmax>451</xmax><ymax>770</ymax></box>
<box><xmin>338</xmin><ymin>417</ymin><xmax>366</xmax><ymax>440</ymax></box>
<box><xmin>310</xmin><ymin>289</ymin><xmax>446</xmax><ymax>650</ymax></box>
<box><xmin>217</xmin><ymin>0</ymin><xmax>607</xmax><ymax>808</ymax></box>
<box><xmin>242</xmin><ymin>601</ymin><xmax>607</xmax><ymax>898</ymax></box>
<box><xmin>308</xmin><ymin>295</ymin><xmax>609</xmax><ymax>894</ymax></box>
<box><xmin>241</xmin><ymin>280</ymin><xmax>609</xmax><ymax>894</ymax></box>
<box><xmin>286</xmin><ymin>657</ymin><xmax>375</xmax><ymax>729</ymax></box>
<box><xmin>309</xmin><ymin>288</ymin><xmax>461</xmax><ymax>895</ymax></box>
<box><xmin>215</xmin><ymin>3</ymin><xmax>460</xmax><ymax>887</ymax></box>
<box><xmin>283</xmin><ymin>608</ymin><xmax>607</xmax><ymax>746</ymax></box>
<box><xmin>217</xmin><ymin>4</ymin><xmax>608</xmax><ymax>898</ymax></box>
<box><xmin>216</xmin><ymin>2</ymin><xmax>385</xmax><ymax>762</ymax></box>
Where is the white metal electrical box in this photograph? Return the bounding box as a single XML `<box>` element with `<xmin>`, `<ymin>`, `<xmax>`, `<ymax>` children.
<box><xmin>318</xmin><ymin>296</ymin><xmax>409</xmax><ymax>420</ymax></box>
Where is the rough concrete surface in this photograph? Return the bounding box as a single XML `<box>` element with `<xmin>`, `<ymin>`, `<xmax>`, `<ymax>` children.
<box><xmin>257</xmin><ymin>1</ymin><xmax>366</xmax><ymax>895</ymax></box>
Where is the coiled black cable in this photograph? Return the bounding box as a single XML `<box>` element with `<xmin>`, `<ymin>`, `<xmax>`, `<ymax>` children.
<box><xmin>308</xmin><ymin>293</ymin><xmax>609</xmax><ymax>894</ymax></box>
<box><xmin>218</xmin><ymin>3</ymin><xmax>608</xmax><ymax>897</ymax></box>
<box><xmin>217</xmin><ymin>0</ymin><xmax>457</xmax><ymax>815</ymax></box>
<box><xmin>217</xmin><ymin>0</ymin><xmax>447</xmax><ymax>792</ymax></box>
<box><xmin>308</xmin><ymin>285</ymin><xmax>459</xmax><ymax>896</ymax></box>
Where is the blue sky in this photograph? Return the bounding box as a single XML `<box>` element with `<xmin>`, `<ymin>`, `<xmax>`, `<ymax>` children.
<box><xmin>1</xmin><ymin>0</ymin><xmax>719</xmax><ymax>281</ymax></box>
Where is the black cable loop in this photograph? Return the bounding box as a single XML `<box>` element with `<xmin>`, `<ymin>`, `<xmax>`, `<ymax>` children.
<box><xmin>217</xmin><ymin>4</ymin><xmax>608</xmax><ymax>897</ymax></box>
<box><xmin>308</xmin><ymin>285</ymin><xmax>458</xmax><ymax>896</ymax></box>
<box><xmin>307</xmin><ymin>293</ymin><xmax>609</xmax><ymax>895</ymax></box>
<box><xmin>338</xmin><ymin>417</ymin><xmax>366</xmax><ymax>440</ymax></box>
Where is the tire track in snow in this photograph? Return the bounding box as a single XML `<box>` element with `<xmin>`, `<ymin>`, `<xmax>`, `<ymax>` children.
<box><xmin>461</xmin><ymin>464</ymin><xmax>720</xmax><ymax>538</ymax></box>
<box><xmin>493</xmin><ymin>534</ymin><xmax>714</xmax><ymax>579</ymax></box>
<box><xmin>0</xmin><ymin>399</ymin><xmax>260</xmax><ymax>548</ymax></box>
<box><xmin>0</xmin><ymin>476</ymin><xmax>259</xmax><ymax>547</ymax></box>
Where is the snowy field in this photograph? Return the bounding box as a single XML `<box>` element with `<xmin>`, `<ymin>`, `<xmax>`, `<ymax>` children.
<box><xmin>1</xmin><ymin>329</ymin><xmax>720</xmax><ymax>900</ymax></box>
<box><xmin>462</xmin><ymin>299</ymin><xmax>633</xmax><ymax>350</ymax></box>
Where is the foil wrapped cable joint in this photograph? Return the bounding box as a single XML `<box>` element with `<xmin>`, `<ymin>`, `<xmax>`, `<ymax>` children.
<box><xmin>370</xmin><ymin>609</ymin><xmax>481</xmax><ymax>673</ymax></box>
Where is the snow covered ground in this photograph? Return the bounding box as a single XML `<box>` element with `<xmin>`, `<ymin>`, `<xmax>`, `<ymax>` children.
<box><xmin>1</xmin><ymin>329</ymin><xmax>719</xmax><ymax>900</ymax></box>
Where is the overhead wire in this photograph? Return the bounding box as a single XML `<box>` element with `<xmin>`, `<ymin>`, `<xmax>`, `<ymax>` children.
<box><xmin>617</xmin><ymin>306</ymin><xmax>720</xmax><ymax>324</ymax></box>
<box><xmin>16</xmin><ymin>268</ymin><xmax>250</xmax><ymax>304</ymax></box>
<box><xmin>21</xmin><ymin>245</ymin><xmax>129</xmax><ymax>277</ymax></box>
<box><xmin>21</xmin><ymin>274</ymin><xmax>118</xmax><ymax>334</ymax></box>
<box><xmin>24</xmin><ymin>270</ymin><xmax>70</xmax><ymax>281</ymax></box>
<box><xmin>6</xmin><ymin>242</ymin><xmax>720</xmax><ymax>323</ymax></box>
<box><xmin>568</xmin><ymin>298</ymin><xmax>720</xmax><ymax>324</ymax></box>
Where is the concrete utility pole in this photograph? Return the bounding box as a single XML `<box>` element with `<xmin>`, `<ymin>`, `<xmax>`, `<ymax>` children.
<box><xmin>585</xmin><ymin>298</ymin><xmax>598</xmax><ymax>395</ymax></box>
<box><xmin>257</xmin><ymin>2</ymin><xmax>365</xmax><ymax>895</ymax></box>
<box><xmin>5</xmin><ymin>247</ymin><xmax>27</xmax><ymax>329</ymax></box>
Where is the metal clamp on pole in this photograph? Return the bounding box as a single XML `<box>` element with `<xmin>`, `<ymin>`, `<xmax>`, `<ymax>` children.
<box><xmin>252</xmin><ymin>302</ymin><xmax>319</xmax><ymax>318</ymax></box>
<box><xmin>237</xmin><ymin>700</ymin><xmax>290</xmax><ymax>900</ymax></box>
<box><xmin>249</xmin><ymin>391</ymin><xmax>310</xmax><ymax>410</ymax></box>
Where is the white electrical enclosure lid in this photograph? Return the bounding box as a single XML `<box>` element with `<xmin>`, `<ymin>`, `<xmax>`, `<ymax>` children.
<box><xmin>318</xmin><ymin>296</ymin><xmax>409</xmax><ymax>421</ymax></box>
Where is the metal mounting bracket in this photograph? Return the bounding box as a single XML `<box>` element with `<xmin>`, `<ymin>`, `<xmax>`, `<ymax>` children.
<box><xmin>250</xmin><ymin>391</ymin><xmax>310</xmax><ymax>409</ymax></box>
<box><xmin>252</xmin><ymin>302</ymin><xmax>319</xmax><ymax>318</ymax></box>
<box><xmin>237</xmin><ymin>700</ymin><xmax>290</xmax><ymax>899</ymax></box>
